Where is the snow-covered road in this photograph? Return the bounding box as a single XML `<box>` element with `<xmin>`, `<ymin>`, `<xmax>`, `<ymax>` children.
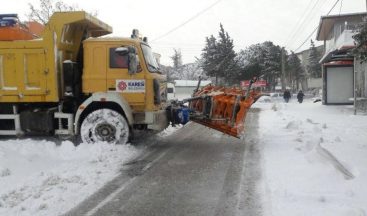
<box><xmin>65</xmin><ymin>110</ymin><xmax>263</xmax><ymax>216</ymax></box>
<box><xmin>1</xmin><ymin>98</ymin><xmax>367</xmax><ymax>216</ymax></box>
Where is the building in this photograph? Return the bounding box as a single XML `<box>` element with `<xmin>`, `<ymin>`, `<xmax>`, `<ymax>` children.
<box><xmin>174</xmin><ymin>80</ymin><xmax>212</xmax><ymax>98</ymax></box>
<box><xmin>316</xmin><ymin>12</ymin><xmax>367</xmax><ymax>106</ymax></box>
<box><xmin>296</xmin><ymin>45</ymin><xmax>324</xmax><ymax>91</ymax></box>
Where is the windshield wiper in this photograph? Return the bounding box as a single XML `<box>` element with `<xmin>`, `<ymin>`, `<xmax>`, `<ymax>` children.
<box><xmin>148</xmin><ymin>63</ymin><xmax>159</xmax><ymax>72</ymax></box>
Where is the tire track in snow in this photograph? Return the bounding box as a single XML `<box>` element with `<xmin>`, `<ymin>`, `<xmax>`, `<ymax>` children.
<box><xmin>316</xmin><ymin>142</ymin><xmax>355</xmax><ymax>180</ymax></box>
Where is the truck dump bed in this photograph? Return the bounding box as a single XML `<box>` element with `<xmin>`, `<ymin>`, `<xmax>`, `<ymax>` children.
<box><xmin>0</xmin><ymin>12</ymin><xmax>112</xmax><ymax>103</ymax></box>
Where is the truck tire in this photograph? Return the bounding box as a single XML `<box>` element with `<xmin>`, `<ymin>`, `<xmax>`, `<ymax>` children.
<box><xmin>80</xmin><ymin>109</ymin><xmax>129</xmax><ymax>144</ymax></box>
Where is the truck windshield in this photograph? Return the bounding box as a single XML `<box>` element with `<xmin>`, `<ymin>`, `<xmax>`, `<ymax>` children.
<box><xmin>141</xmin><ymin>44</ymin><xmax>160</xmax><ymax>73</ymax></box>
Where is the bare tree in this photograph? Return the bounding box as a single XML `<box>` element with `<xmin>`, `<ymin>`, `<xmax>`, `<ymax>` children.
<box><xmin>27</xmin><ymin>0</ymin><xmax>97</xmax><ymax>24</ymax></box>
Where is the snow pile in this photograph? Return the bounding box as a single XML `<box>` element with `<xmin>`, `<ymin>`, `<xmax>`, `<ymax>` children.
<box><xmin>0</xmin><ymin>140</ymin><xmax>141</xmax><ymax>216</ymax></box>
<box><xmin>158</xmin><ymin>124</ymin><xmax>183</xmax><ymax>137</ymax></box>
<box><xmin>253</xmin><ymin>100</ymin><xmax>367</xmax><ymax>215</ymax></box>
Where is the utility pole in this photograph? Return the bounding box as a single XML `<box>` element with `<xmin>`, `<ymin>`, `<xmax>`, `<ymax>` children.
<box><xmin>354</xmin><ymin>0</ymin><xmax>366</xmax><ymax>114</ymax></box>
<box><xmin>354</xmin><ymin>57</ymin><xmax>357</xmax><ymax>115</ymax></box>
<box><xmin>281</xmin><ymin>47</ymin><xmax>286</xmax><ymax>91</ymax></box>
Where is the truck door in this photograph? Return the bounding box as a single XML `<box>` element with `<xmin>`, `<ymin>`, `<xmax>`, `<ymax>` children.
<box><xmin>106</xmin><ymin>46</ymin><xmax>146</xmax><ymax>106</ymax></box>
<box><xmin>0</xmin><ymin>49</ymin><xmax>47</xmax><ymax>96</ymax></box>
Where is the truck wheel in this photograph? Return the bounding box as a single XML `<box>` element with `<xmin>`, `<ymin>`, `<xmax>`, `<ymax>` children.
<box><xmin>80</xmin><ymin>109</ymin><xmax>129</xmax><ymax>144</ymax></box>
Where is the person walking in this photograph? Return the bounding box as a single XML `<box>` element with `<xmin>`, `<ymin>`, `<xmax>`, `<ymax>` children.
<box><xmin>283</xmin><ymin>90</ymin><xmax>291</xmax><ymax>103</ymax></box>
<box><xmin>297</xmin><ymin>90</ymin><xmax>305</xmax><ymax>103</ymax></box>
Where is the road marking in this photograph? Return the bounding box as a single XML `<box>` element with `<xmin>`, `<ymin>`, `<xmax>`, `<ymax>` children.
<box><xmin>235</xmin><ymin>140</ymin><xmax>248</xmax><ymax>216</ymax></box>
<box><xmin>85</xmin><ymin>149</ymin><xmax>170</xmax><ymax>216</ymax></box>
<box><xmin>117</xmin><ymin>149</ymin><xmax>170</xmax><ymax>213</ymax></box>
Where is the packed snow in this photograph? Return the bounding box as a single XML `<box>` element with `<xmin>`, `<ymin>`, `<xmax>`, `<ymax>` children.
<box><xmin>253</xmin><ymin>98</ymin><xmax>367</xmax><ymax>216</ymax></box>
<box><xmin>0</xmin><ymin>124</ymin><xmax>182</xmax><ymax>216</ymax></box>
<box><xmin>0</xmin><ymin>140</ymin><xmax>142</xmax><ymax>216</ymax></box>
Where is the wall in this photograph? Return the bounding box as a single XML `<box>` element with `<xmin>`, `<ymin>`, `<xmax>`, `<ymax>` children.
<box><xmin>308</xmin><ymin>78</ymin><xmax>323</xmax><ymax>89</ymax></box>
<box><xmin>355</xmin><ymin>60</ymin><xmax>367</xmax><ymax>98</ymax></box>
<box><xmin>176</xmin><ymin>86</ymin><xmax>196</xmax><ymax>95</ymax></box>
<box><xmin>296</xmin><ymin>45</ymin><xmax>324</xmax><ymax>91</ymax></box>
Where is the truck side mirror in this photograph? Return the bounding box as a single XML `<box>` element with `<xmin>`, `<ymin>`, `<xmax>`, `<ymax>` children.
<box><xmin>114</xmin><ymin>46</ymin><xmax>138</xmax><ymax>74</ymax></box>
<box><xmin>115</xmin><ymin>47</ymin><xmax>129</xmax><ymax>56</ymax></box>
<box><xmin>127</xmin><ymin>46</ymin><xmax>138</xmax><ymax>75</ymax></box>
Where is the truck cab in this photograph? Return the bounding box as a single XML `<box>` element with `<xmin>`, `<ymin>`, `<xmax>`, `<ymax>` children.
<box><xmin>79</xmin><ymin>35</ymin><xmax>169</xmax><ymax>138</ymax></box>
<box><xmin>83</xmin><ymin>36</ymin><xmax>166</xmax><ymax>113</ymax></box>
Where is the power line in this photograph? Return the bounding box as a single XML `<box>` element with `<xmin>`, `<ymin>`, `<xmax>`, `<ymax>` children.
<box><xmin>287</xmin><ymin>0</ymin><xmax>334</xmax><ymax>50</ymax></box>
<box><xmin>284</xmin><ymin>0</ymin><xmax>315</xmax><ymax>45</ymax></box>
<box><xmin>285</xmin><ymin>0</ymin><xmax>321</xmax><ymax>47</ymax></box>
<box><xmin>293</xmin><ymin>0</ymin><xmax>340</xmax><ymax>52</ymax></box>
<box><xmin>287</xmin><ymin>0</ymin><xmax>330</xmax><ymax>49</ymax></box>
<box><xmin>151</xmin><ymin>0</ymin><xmax>224</xmax><ymax>42</ymax></box>
<box><xmin>339</xmin><ymin>0</ymin><xmax>343</xmax><ymax>15</ymax></box>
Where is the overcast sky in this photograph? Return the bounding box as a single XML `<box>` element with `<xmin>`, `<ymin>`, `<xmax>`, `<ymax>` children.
<box><xmin>1</xmin><ymin>0</ymin><xmax>365</xmax><ymax>65</ymax></box>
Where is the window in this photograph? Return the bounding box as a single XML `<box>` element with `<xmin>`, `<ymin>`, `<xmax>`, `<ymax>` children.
<box><xmin>141</xmin><ymin>44</ymin><xmax>160</xmax><ymax>72</ymax></box>
<box><xmin>109</xmin><ymin>47</ymin><xmax>128</xmax><ymax>68</ymax></box>
<box><xmin>167</xmin><ymin>87</ymin><xmax>174</xmax><ymax>93</ymax></box>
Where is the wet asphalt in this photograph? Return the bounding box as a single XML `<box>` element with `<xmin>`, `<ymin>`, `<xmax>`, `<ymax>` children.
<box><xmin>65</xmin><ymin>108</ymin><xmax>262</xmax><ymax>216</ymax></box>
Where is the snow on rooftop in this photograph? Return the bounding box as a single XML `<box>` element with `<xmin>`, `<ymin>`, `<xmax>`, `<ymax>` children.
<box><xmin>174</xmin><ymin>80</ymin><xmax>211</xmax><ymax>87</ymax></box>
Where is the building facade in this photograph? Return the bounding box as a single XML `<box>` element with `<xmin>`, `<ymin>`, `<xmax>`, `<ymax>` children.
<box><xmin>174</xmin><ymin>80</ymin><xmax>212</xmax><ymax>97</ymax></box>
<box><xmin>296</xmin><ymin>45</ymin><xmax>324</xmax><ymax>92</ymax></box>
<box><xmin>316</xmin><ymin>12</ymin><xmax>367</xmax><ymax>107</ymax></box>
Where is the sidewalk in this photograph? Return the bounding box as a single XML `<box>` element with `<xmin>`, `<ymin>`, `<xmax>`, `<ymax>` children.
<box><xmin>253</xmin><ymin>100</ymin><xmax>367</xmax><ymax>216</ymax></box>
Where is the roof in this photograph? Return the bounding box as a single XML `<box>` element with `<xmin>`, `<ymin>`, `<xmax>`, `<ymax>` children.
<box><xmin>319</xmin><ymin>46</ymin><xmax>354</xmax><ymax>63</ymax></box>
<box><xmin>316</xmin><ymin>12</ymin><xmax>367</xmax><ymax>41</ymax></box>
<box><xmin>174</xmin><ymin>80</ymin><xmax>212</xmax><ymax>87</ymax></box>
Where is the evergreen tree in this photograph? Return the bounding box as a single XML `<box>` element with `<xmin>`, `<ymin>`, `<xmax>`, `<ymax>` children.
<box><xmin>237</xmin><ymin>41</ymin><xmax>282</xmax><ymax>90</ymax></box>
<box><xmin>288</xmin><ymin>51</ymin><xmax>305</xmax><ymax>90</ymax></box>
<box><xmin>201</xmin><ymin>35</ymin><xmax>219</xmax><ymax>83</ymax></box>
<box><xmin>216</xmin><ymin>24</ymin><xmax>238</xmax><ymax>84</ymax></box>
<box><xmin>307</xmin><ymin>40</ymin><xmax>321</xmax><ymax>78</ymax></box>
<box><xmin>353</xmin><ymin>17</ymin><xmax>367</xmax><ymax>62</ymax></box>
<box><xmin>262</xmin><ymin>41</ymin><xmax>282</xmax><ymax>90</ymax></box>
<box><xmin>236</xmin><ymin>49</ymin><xmax>261</xmax><ymax>80</ymax></box>
<box><xmin>201</xmin><ymin>24</ymin><xmax>237</xmax><ymax>85</ymax></box>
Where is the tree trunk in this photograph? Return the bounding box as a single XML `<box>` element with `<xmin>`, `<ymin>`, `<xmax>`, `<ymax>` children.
<box><xmin>296</xmin><ymin>79</ymin><xmax>299</xmax><ymax>91</ymax></box>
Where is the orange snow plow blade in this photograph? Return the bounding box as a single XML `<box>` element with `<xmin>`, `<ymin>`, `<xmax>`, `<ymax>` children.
<box><xmin>187</xmin><ymin>84</ymin><xmax>261</xmax><ymax>138</ymax></box>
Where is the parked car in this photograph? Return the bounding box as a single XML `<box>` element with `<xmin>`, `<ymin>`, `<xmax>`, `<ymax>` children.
<box><xmin>257</xmin><ymin>92</ymin><xmax>283</xmax><ymax>103</ymax></box>
<box><xmin>270</xmin><ymin>92</ymin><xmax>284</xmax><ymax>101</ymax></box>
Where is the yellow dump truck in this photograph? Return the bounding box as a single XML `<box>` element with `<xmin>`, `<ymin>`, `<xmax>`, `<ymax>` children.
<box><xmin>0</xmin><ymin>11</ymin><xmax>262</xmax><ymax>143</ymax></box>
<box><xmin>0</xmin><ymin>11</ymin><xmax>169</xmax><ymax>143</ymax></box>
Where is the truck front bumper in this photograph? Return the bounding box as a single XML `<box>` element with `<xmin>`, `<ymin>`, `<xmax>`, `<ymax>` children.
<box><xmin>133</xmin><ymin>110</ymin><xmax>169</xmax><ymax>131</ymax></box>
